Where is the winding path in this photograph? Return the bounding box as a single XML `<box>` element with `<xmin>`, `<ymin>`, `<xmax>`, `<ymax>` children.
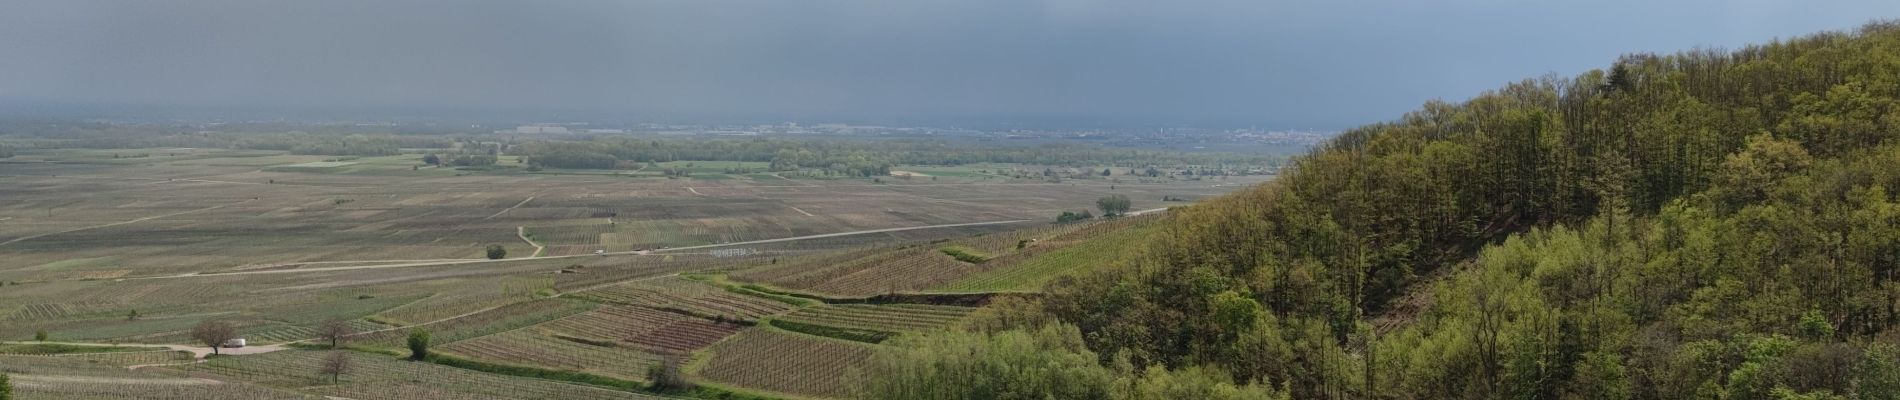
<box><xmin>485</xmin><ymin>196</ymin><xmax>535</xmax><ymax>220</ymax></box>
<box><xmin>517</xmin><ymin>226</ymin><xmax>546</xmax><ymax>257</ymax></box>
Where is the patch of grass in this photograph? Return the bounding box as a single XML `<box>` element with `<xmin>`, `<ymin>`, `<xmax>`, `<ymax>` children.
<box><xmin>551</xmin><ymin>333</ymin><xmax>619</xmax><ymax>348</ymax></box>
<box><xmin>682</xmin><ymin>274</ymin><xmax>816</xmax><ymax>306</ymax></box>
<box><xmin>937</xmin><ymin>223</ymin><xmax>1159</xmax><ymax>292</ymax></box>
<box><xmin>766</xmin><ymin>319</ymin><xmax>894</xmax><ymax>344</ymax></box>
<box><xmin>938</xmin><ymin>245</ymin><xmax>990</xmax><ymax>263</ymax></box>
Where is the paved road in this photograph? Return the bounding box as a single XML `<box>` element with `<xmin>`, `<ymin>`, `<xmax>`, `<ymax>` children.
<box><xmin>1127</xmin><ymin>207</ymin><xmax>1172</xmax><ymax>216</ymax></box>
<box><xmin>131</xmin><ymin>219</ymin><xmax>1034</xmax><ymax>279</ymax></box>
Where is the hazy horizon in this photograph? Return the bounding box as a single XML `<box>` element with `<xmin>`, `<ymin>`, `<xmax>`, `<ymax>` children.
<box><xmin>2</xmin><ymin>0</ymin><xmax>1896</xmax><ymax>129</ymax></box>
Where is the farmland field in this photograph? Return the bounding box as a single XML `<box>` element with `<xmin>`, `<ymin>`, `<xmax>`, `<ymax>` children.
<box><xmin>572</xmin><ymin>276</ymin><xmax>796</xmax><ymax>322</ymax></box>
<box><xmin>439</xmin><ymin>328</ymin><xmax>668</xmax><ymax>380</ymax></box>
<box><xmin>0</xmin><ymin>146</ymin><xmax>1269</xmax><ymax>399</ymax></box>
<box><xmin>168</xmin><ymin>349</ymin><xmax>671</xmax><ymax>400</ymax></box>
<box><xmin>775</xmin><ymin>304</ymin><xmax>973</xmax><ymax>333</ymax></box>
<box><xmin>436</xmin><ymin>303</ymin><xmax>746</xmax><ymax>380</ymax></box>
<box><xmin>351</xmin><ymin>298</ymin><xmax>595</xmax><ymax>348</ymax></box>
<box><xmin>689</xmin><ymin>328</ymin><xmax>877</xmax><ymax>399</ymax></box>
<box><xmin>933</xmin><ymin>215</ymin><xmax>1166</xmax><ymax>292</ymax></box>
<box><xmin>727</xmin><ymin>214</ymin><xmax>1159</xmax><ymax>296</ymax></box>
<box><xmin>0</xmin><ymin>148</ymin><xmax>1260</xmax><ymax>278</ymax></box>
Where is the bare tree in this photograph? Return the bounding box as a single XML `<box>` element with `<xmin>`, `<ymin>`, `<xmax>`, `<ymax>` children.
<box><xmin>318</xmin><ymin>351</ymin><xmax>352</xmax><ymax>384</ymax></box>
<box><xmin>646</xmin><ymin>354</ymin><xmax>689</xmax><ymax>392</ymax></box>
<box><xmin>189</xmin><ymin>320</ymin><xmax>238</xmax><ymax>356</ymax></box>
<box><xmin>317</xmin><ymin>318</ymin><xmax>355</xmax><ymax>349</ymax></box>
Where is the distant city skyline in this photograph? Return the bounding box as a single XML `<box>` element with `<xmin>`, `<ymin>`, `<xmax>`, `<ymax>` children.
<box><xmin>2</xmin><ymin>0</ymin><xmax>1896</xmax><ymax>129</ymax></box>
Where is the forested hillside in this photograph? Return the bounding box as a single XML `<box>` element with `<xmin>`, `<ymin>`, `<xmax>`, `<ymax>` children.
<box><xmin>865</xmin><ymin>21</ymin><xmax>1900</xmax><ymax>400</ymax></box>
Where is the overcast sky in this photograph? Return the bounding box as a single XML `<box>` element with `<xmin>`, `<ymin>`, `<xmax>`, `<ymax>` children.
<box><xmin>1</xmin><ymin>0</ymin><xmax>1896</xmax><ymax>128</ymax></box>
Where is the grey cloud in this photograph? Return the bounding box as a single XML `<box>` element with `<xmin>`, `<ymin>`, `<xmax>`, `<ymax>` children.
<box><xmin>0</xmin><ymin>0</ymin><xmax>1894</xmax><ymax>127</ymax></box>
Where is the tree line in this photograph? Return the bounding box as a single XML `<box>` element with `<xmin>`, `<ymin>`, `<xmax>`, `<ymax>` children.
<box><xmin>514</xmin><ymin>137</ymin><xmax>1270</xmax><ymax>176</ymax></box>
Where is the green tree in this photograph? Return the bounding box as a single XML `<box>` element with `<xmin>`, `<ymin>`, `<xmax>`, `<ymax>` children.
<box><xmin>860</xmin><ymin>323</ymin><xmax>1287</xmax><ymax>400</ymax></box>
<box><xmin>485</xmin><ymin>244</ymin><xmax>506</xmax><ymax>260</ymax></box>
<box><xmin>1112</xmin><ymin>365</ymin><xmax>1289</xmax><ymax>400</ymax></box>
<box><xmin>646</xmin><ymin>356</ymin><xmax>689</xmax><ymax>392</ymax></box>
<box><xmin>1097</xmin><ymin>194</ymin><xmax>1132</xmax><ymax>216</ymax></box>
<box><xmin>1000</xmin><ymin>23</ymin><xmax>1900</xmax><ymax>399</ymax></box>
<box><xmin>406</xmin><ymin>329</ymin><xmax>430</xmax><ymax>360</ymax></box>
<box><xmin>858</xmin><ymin>324</ymin><xmax>1116</xmax><ymax>400</ymax></box>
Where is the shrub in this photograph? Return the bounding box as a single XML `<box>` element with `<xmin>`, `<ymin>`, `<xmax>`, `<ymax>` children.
<box><xmin>939</xmin><ymin>246</ymin><xmax>990</xmax><ymax>264</ymax></box>
<box><xmin>407</xmin><ymin>329</ymin><xmax>431</xmax><ymax>360</ymax></box>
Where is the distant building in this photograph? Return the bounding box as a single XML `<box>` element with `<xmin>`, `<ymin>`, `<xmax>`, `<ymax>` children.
<box><xmin>514</xmin><ymin>126</ymin><xmax>571</xmax><ymax>134</ymax></box>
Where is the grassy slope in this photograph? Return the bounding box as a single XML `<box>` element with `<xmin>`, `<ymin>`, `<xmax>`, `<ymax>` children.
<box><xmin>932</xmin><ymin>221</ymin><xmax>1159</xmax><ymax>292</ymax></box>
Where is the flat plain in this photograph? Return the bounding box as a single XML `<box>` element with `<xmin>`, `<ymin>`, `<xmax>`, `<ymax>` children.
<box><xmin>0</xmin><ymin>147</ymin><xmax>1269</xmax><ymax>399</ymax></box>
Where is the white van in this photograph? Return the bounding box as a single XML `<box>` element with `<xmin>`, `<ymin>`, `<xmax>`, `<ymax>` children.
<box><xmin>222</xmin><ymin>338</ymin><xmax>246</xmax><ymax>348</ymax></box>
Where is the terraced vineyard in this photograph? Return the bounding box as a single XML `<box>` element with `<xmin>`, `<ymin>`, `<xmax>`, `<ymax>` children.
<box><xmin>936</xmin><ymin>218</ymin><xmax>1162</xmax><ymax>292</ymax></box>
<box><xmin>2</xmin><ymin>355</ymin><xmax>317</xmax><ymax>400</ymax></box>
<box><xmin>776</xmin><ymin>304</ymin><xmax>973</xmax><ymax>333</ymax></box>
<box><xmin>546</xmin><ymin>304</ymin><xmax>748</xmax><ymax>354</ymax></box>
<box><xmin>170</xmin><ymin>350</ymin><xmax>670</xmax><ymax>400</ymax></box>
<box><xmin>691</xmin><ymin>328</ymin><xmax>877</xmax><ymax>399</ymax></box>
<box><xmin>731</xmin><ymin>245</ymin><xmax>979</xmax><ymax>296</ymax></box>
<box><xmin>623</xmin><ymin>317</ymin><xmax>743</xmax><ymax>354</ymax></box>
<box><xmin>552</xmin><ymin>254</ymin><xmax>749</xmax><ymax>292</ymax></box>
<box><xmin>537</xmin><ymin>305</ymin><xmax>686</xmax><ymax>340</ymax></box>
<box><xmin>730</xmin><ymin>216</ymin><xmax>1158</xmax><ymax>296</ymax></box>
<box><xmin>440</xmin><ymin>329</ymin><xmax>665</xmax><ymax>380</ymax></box>
<box><xmin>438</xmin><ymin>303</ymin><xmax>745</xmax><ymax>379</ymax></box>
<box><xmin>350</xmin><ymin>298</ymin><xmax>594</xmax><ymax>348</ymax></box>
<box><xmin>574</xmin><ymin>276</ymin><xmax>794</xmax><ymax>321</ymax></box>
